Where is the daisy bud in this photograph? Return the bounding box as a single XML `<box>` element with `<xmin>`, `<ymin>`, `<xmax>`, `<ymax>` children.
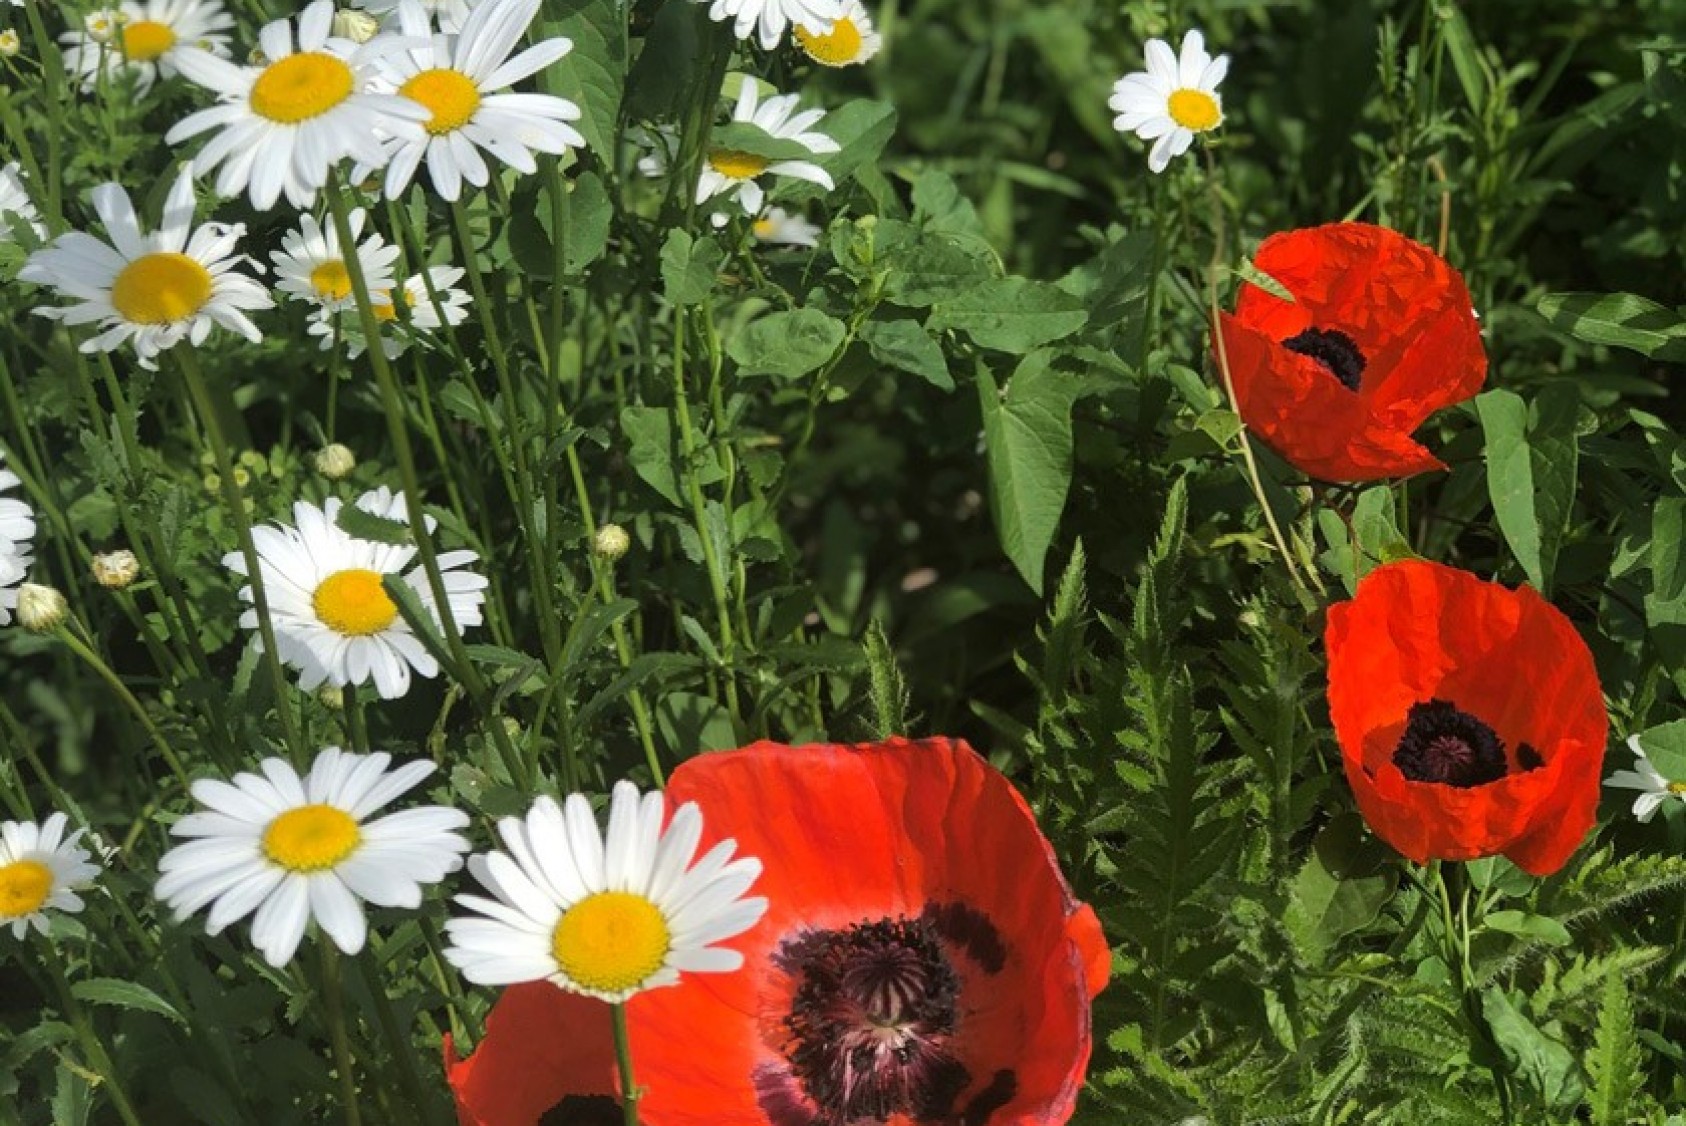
<box><xmin>331</xmin><ymin>9</ymin><xmax>380</xmax><ymax>43</ymax></box>
<box><xmin>0</xmin><ymin>30</ymin><xmax>21</xmax><ymax>57</ymax></box>
<box><xmin>17</xmin><ymin>583</ymin><xmax>68</xmax><ymax>633</ymax></box>
<box><xmin>314</xmin><ymin>443</ymin><xmax>357</xmax><ymax>480</ymax></box>
<box><xmin>90</xmin><ymin>550</ymin><xmax>140</xmax><ymax>590</ymax></box>
<box><xmin>593</xmin><ymin>523</ymin><xmax>631</xmax><ymax>563</ymax></box>
<box><xmin>203</xmin><ymin>473</ymin><xmax>221</xmax><ymax>494</ymax></box>
<box><xmin>317</xmin><ymin>685</ymin><xmax>345</xmax><ymax>711</ymax></box>
<box><xmin>231</xmin><ymin>466</ymin><xmax>252</xmax><ymax>489</ymax></box>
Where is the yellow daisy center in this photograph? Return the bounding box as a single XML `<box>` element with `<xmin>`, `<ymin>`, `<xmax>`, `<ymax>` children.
<box><xmin>708</xmin><ymin>149</ymin><xmax>769</xmax><ymax>181</ymax></box>
<box><xmin>121</xmin><ymin>19</ymin><xmax>176</xmax><ymax>62</ymax></box>
<box><xmin>372</xmin><ymin>292</ymin><xmax>401</xmax><ymax>321</ymax></box>
<box><xmin>110</xmin><ymin>252</ymin><xmax>213</xmax><ymax>325</ymax></box>
<box><xmin>1167</xmin><ymin>88</ymin><xmax>1221</xmax><ymax>132</ymax></box>
<box><xmin>250</xmin><ymin>52</ymin><xmax>355</xmax><ymax>124</ymax></box>
<box><xmin>794</xmin><ymin>17</ymin><xmax>863</xmax><ymax>66</ymax></box>
<box><xmin>0</xmin><ymin>859</ymin><xmax>53</xmax><ymax>918</ymax></box>
<box><xmin>399</xmin><ymin>68</ymin><xmax>481</xmax><ymax>136</ymax></box>
<box><xmin>752</xmin><ymin>217</ymin><xmax>776</xmax><ymax>239</ymax></box>
<box><xmin>310</xmin><ymin>259</ymin><xmax>353</xmax><ymax>302</ymax></box>
<box><xmin>1668</xmin><ymin>781</ymin><xmax>1686</xmax><ymax>795</ymax></box>
<box><xmin>551</xmin><ymin>892</ymin><xmax>671</xmax><ymax>994</ymax></box>
<box><xmin>312</xmin><ymin>568</ymin><xmax>398</xmax><ymax>636</ymax></box>
<box><xmin>262</xmin><ymin>805</ymin><xmax>361</xmax><ymax>872</ymax></box>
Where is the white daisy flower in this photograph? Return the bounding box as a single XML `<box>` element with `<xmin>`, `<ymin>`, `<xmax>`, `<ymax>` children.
<box><xmin>225</xmin><ymin>485</ymin><xmax>487</xmax><ymax>699</ymax></box>
<box><xmin>165</xmin><ymin>0</ymin><xmax>430</xmax><ymax>211</ymax></box>
<box><xmin>1606</xmin><ymin>733</ymin><xmax>1686</xmax><ymax>823</ymax></box>
<box><xmin>751</xmin><ymin>206</ymin><xmax>820</xmax><ymax>247</ymax></box>
<box><xmin>83</xmin><ymin>9</ymin><xmax>124</xmax><ymax>43</ymax></box>
<box><xmin>0</xmin><ymin>30</ymin><xmax>20</xmax><ymax>58</ymax></box>
<box><xmin>18</xmin><ymin>171</ymin><xmax>271</xmax><ymax>371</ymax></box>
<box><xmin>0</xmin><ymin>449</ymin><xmax>35</xmax><ymax>561</ymax></box>
<box><xmin>271</xmin><ymin>208</ymin><xmax>399</xmax><ymax>312</ymax></box>
<box><xmin>444</xmin><ymin>781</ymin><xmax>768</xmax><ymax>1002</ymax></box>
<box><xmin>793</xmin><ymin>0</ymin><xmax>880</xmax><ymax>67</ymax></box>
<box><xmin>354</xmin><ymin>0</ymin><xmax>479</xmax><ymax>35</ymax></box>
<box><xmin>702</xmin><ymin>0</ymin><xmax>842</xmax><ymax>51</ymax></box>
<box><xmin>60</xmin><ymin>0</ymin><xmax>236</xmax><ymax>96</ymax></box>
<box><xmin>1108</xmin><ymin>28</ymin><xmax>1229</xmax><ymax>174</ymax></box>
<box><xmin>0</xmin><ymin>163</ymin><xmax>46</xmax><ymax>244</ymax></box>
<box><xmin>696</xmin><ymin>82</ymin><xmax>837</xmax><ymax>217</ymax></box>
<box><xmin>0</xmin><ymin>813</ymin><xmax>101</xmax><ymax>939</ymax></box>
<box><xmin>307</xmin><ymin>264</ymin><xmax>472</xmax><ymax>358</ymax></box>
<box><xmin>155</xmin><ymin>747</ymin><xmax>470</xmax><ymax>966</ymax></box>
<box><xmin>368</xmin><ymin>0</ymin><xmax>585</xmax><ymax>202</ymax></box>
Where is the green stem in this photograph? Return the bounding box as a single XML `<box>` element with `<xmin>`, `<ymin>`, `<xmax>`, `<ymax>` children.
<box><xmin>55</xmin><ymin>620</ymin><xmax>191</xmax><ymax>790</ymax></box>
<box><xmin>319</xmin><ymin>943</ymin><xmax>363</xmax><ymax>1126</ymax></box>
<box><xmin>612</xmin><ymin>1003</ymin><xmax>640</xmax><ymax>1126</ymax></box>
<box><xmin>356</xmin><ymin>948</ymin><xmax>445</xmax><ymax>1126</ymax></box>
<box><xmin>41</xmin><ymin>944</ymin><xmax>145</xmax><ymax>1126</ymax></box>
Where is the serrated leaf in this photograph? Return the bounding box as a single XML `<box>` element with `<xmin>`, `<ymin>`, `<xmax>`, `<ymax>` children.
<box><xmin>70</xmin><ymin>978</ymin><xmax>185</xmax><ymax>1025</ymax></box>
<box><xmin>1587</xmin><ymin>976</ymin><xmax>1644</xmax><ymax>1126</ymax></box>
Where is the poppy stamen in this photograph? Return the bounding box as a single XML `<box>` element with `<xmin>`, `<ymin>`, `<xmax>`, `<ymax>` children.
<box><xmin>770</xmin><ymin>916</ymin><xmax>971</xmax><ymax>1124</ymax></box>
<box><xmin>1283</xmin><ymin>326</ymin><xmax>1367</xmax><ymax>392</ymax></box>
<box><xmin>1393</xmin><ymin>699</ymin><xmax>1510</xmax><ymax>787</ymax></box>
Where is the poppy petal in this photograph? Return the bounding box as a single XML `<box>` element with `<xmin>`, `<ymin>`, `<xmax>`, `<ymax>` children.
<box><xmin>445</xmin><ymin>982</ymin><xmax>620</xmax><ymax>1126</ymax></box>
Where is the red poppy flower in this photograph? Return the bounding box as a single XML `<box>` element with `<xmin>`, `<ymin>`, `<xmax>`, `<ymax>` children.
<box><xmin>624</xmin><ymin>736</ymin><xmax>1109</xmax><ymax>1126</ymax></box>
<box><xmin>444</xmin><ymin>982</ymin><xmax>621</xmax><ymax>1125</ymax></box>
<box><xmin>1215</xmin><ymin>222</ymin><xmax>1486</xmax><ymax>482</ymax></box>
<box><xmin>1325</xmin><ymin>560</ymin><xmax>1607</xmax><ymax>875</ymax></box>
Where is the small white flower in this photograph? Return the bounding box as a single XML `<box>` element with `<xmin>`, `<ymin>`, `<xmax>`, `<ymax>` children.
<box><xmin>0</xmin><ymin>813</ymin><xmax>101</xmax><ymax>939</ymax></box>
<box><xmin>793</xmin><ymin>0</ymin><xmax>880</xmax><ymax>67</ymax></box>
<box><xmin>0</xmin><ymin>448</ymin><xmax>35</xmax><ymax>563</ymax></box>
<box><xmin>60</xmin><ymin>0</ymin><xmax>235</xmax><ymax>96</ymax></box>
<box><xmin>1108</xmin><ymin>29</ymin><xmax>1229</xmax><ymax>174</ymax></box>
<box><xmin>445</xmin><ymin>781</ymin><xmax>768</xmax><ymax>1002</ymax></box>
<box><xmin>0</xmin><ymin>163</ymin><xmax>47</xmax><ymax>245</ymax></box>
<box><xmin>270</xmin><ymin>209</ymin><xmax>399</xmax><ymax>313</ymax></box>
<box><xmin>701</xmin><ymin>0</ymin><xmax>842</xmax><ymax>51</ymax></box>
<box><xmin>367</xmin><ymin>0</ymin><xmax>585</xmax><ymax>203</ymax></box>
<box><xmin>166</xmin><ymin>0</ymin><xmax>430</xmax><ymax>211</ymax></box>
<box><xmin>84</xmin><ymin>9</ymin><xmax>125</xmax><ymax>44</ymax></box>
<box><xmin>0</xmin><ymin>30</ymin><xmax>21</xmax><ymax>58</ymax></box>
<box><xmin>18</xmin><ymin>171</ymin><xmax>271</xmax><ymax>370</ymax></box>
<box><xmin>225</xmin><ymin>486</ymin><xmax>487</xmax><ymax>699</ymax></box>
<box><xmin>751</xmin><ymin>206</ymin><xmax>820</xmax><ymax>247</ymax></box>
<box><xmin>308</xmin><ymin>265</ymin><xmax>472</xmax><ymax>359</ymax></box>
<box><xmin>1606</xmin><ymin>733</ymin><xmax>1686</xmax><ymax>823</ymax></box>
<box><xmin>696</xmin><ymin>81</ymin><xmax>838</xmax><ymax>217</ymax></box>
<box><xmin>155</xmin><ymin>747</ymin><xmax>470</xmax><ymax>966</ymax></box>
<box><xmin>354</xmin><ymin>0</ymin><xmax>478</xmax><ymax>34</ymax></box>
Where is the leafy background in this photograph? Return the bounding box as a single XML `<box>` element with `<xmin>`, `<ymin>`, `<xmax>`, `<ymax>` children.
<box><xmin>2</xmin><ymin>0</ymin><xmax>1686</xmax><ymax>1122</ymax></box>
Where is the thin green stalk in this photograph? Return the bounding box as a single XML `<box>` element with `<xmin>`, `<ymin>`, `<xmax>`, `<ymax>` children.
<box><xmin>611</xmin><ymin>1003</ymin><xmax>641</xmax><ymax>1126</ymax></box>
<box><xmin>319</xmin><ymin>943</ymin><xmax>364</xmax><ymax>1126</ymax></box>
<box><xmin>41</xmin><ymin>944</ymin><xmax>145</xmax><ymax>1126</ymax></box>
<box><xmin>54</xmin><ymin>619</ymin><xmax>192</xmax><ymax>790</ymax></box>
<box><xmin>356</xmin><ymin>948</ymin><xmax>445</xmax><ymax>1126</ymax></box>
<box><xmin>345</xmin><ymin>683</ymin><xmax>370</xmax><ymax>755</ymax></box>
<box><xmin>175</xmin><ymin>346</ymin><xmax>306</xmax><ymax>758</ymax></box>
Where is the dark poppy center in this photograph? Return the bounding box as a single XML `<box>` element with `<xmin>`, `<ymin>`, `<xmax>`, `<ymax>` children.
<box><xmin>1393</xmin><ymin>699</ymin><xmax>1538</xmax><ymax>788</ymax></box>
<box><xmin>756</xmin><ymin>905</ymin><xmax>1017</xmax><ymax>1126</ymax></box>
<box><xmin>1283</xmin><ymin>327</ymin><xmax>1366</xmax><ymax>392</ymax></box>
<box><xmin>539</xmin><ymin>1095</ymin><xmax>621</xmax><ymax>1125</ymax></box>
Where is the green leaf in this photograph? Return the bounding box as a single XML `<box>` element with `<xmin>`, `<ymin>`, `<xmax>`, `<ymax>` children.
<box><xmin>930</xmin><ymin>278</ymin><xmax>1088</xmax><ymax>353</ymax></box>
<box><xmin>978</xmin><ymin>353</ymin><xmax>1089</xmax><ymax>592</ymax></box>
<box><xmin>727</xmin><ymin>308</ymin><xmax>847</xmax><ymax>379</ymax></box>
<box><xmin>1650</xmin><ymin>497</ymin><xmax>1686</xmax><ymax>603</ymax></box>
<box><xmin>620</xmin><ymin>406</ymin><xmax>683</xmax><ymax>507</ymax></box>
<box><xmin>859</xmin><ymin>319</ymin><xmax>952</xmax><ymax>390</ymax></box>
<box><xmin>536</xmin><ymin>0</ymin><xmax>625</xmax><ymax>158</ymax></box>
<box><xmin>1481</xmin><ymin>987</ymin><xmax>1586</xmax><ymax>1112</ymax></box>
<box><xmin>1484</xmin><ymin>910</ymin><xmax>1572</xmax><ymax>946</ymax></box>
<box><xmin>883</xmin><ymin>233</ymin><xmax>998</xmax><ymax>307</ymax></box>
<box><xmin>1631</xmin><ymin>719</ymin><xmax>1686</xmax><ymax>782</ymax></box>
<box><xmin>710</xmin><ymin>122</ymin><xmax>835</xmax><ymax>164</ymax></box>
<box><xmin>1438</xmin><ymin>2</ymin><xmax>1490</xmax><ymax>111</ymax></box>
<box><xmin>660</xmin><ymin>229</ymin><xmax>723</xmax><ymax>306</ymax></box>
<box><xmin>1536</xmin><ymin>291</ymin><xmax>1686</xmax><ymax>361</ymax></box>
<box><xmin>557</xmin><ymin>171</ymin><xmax>612</xmax><ymax>277</ymax></box>
<box><xmin>1587</xmin><ymin>976</ymin><xmax>1645</xmax><ymax>1126</ymax></box>
<box><xmin>70</xmin><ymin>978</ymin><xmax>186</xmax><ymax>1025</ymax></box>
<box><xmin>1475</xmin><ymin>387</ymin><xmax>1580</xmax><ymax>593</ymax></box>
<box><xmin>334</xmin><ymin>502</ymin><xmax>413</xmax><ymax>547</ymax></box>
<box><xmin>1284</xmin><ymin>814</ymin><xmax>1397</xmax><ymax>964</ymax></box>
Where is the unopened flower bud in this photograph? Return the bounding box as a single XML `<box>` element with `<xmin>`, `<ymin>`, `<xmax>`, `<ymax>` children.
<box><xmin>17</xmin><ymin>583</ymin><xmax>68</xmax><ymax>633</ymax></box>
<box><xmin>315</xmin><ymin>443</ymin><xmax>357</xmax><ymax>479</ymax></box>
<box><xmin>593</xmin><ymin>523</ymin><xmax>631</xmax><ymax>562</ymax></box>
<box><xmin>90</xmin><ymin>550</ymin><xmax>140</xmax><ymax>590</ymax></box>
<box><xmin>0</xmin><ymin>30</ymin><xmax>21</xmax><ymax>57</ymax></box>
<box><xmin>231</xmin><ymin>466</ymin><xmax>252</xmax><ymax>488</ymax></box>
<box><xmin>317</xmin><ymin>685</ymin><xmax>345</xmax><ymax>711</ymax></box>
<box><xmin>331</xmin><ymin>8</ymin><xmax>379</xmax><ymax>42</ymax></box>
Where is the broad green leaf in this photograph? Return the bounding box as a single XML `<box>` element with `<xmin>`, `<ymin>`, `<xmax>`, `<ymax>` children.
<box><xmin>860</xmin><ymin>319</ymin><xmax>952</xmax><ymax>390</ymax></box>
<box><xmin>710</xmin><ymin>122</ymin><xmax>834</xmax><ymax>164</ymax></box>
<box><xmin>1438</xmin><ymin>2</ymin><xmax>1490</xmax><ymax>111</ymax></box>
<box><xmin>1481</xmin><ymin>988</ymin><xmax>1586</xmax><ymax>1112</ymax></box>
<box><xmin>1650</xmin><ymin>497</ymin><xmax>1686</xmax><ymax>603</ymax></box>
<box><xmin>1475</xmin><ymin>386</ymin><xmax>1580</xmax><ymax>593</ymax></box>
<box><xmin>1631</xmin><ymin>719</ymin><xmax>1686</xmax><ymax>782</ymax></box>
<box><xmin>1536</xmin><ymin>291</ymin><xmax>1686</xmax><ymax>361</ymax></box>
<box><xmin>1484</xmin><ymin>910</ymin><xmax>1572</xmax><ymax>946</ymax></box>
<box><xmin>807</xmin><ymin>100</ymin><xmax>898</xmax><ymax>189</ymax></box>
<box><xmin>884</xmin><ymin>233</ymin><xmax>997</xmax><ymax>307</ymax></box>
<box><xmin>727</xmin><ymin>308</ymin><xmax>846</xmax><ymax>379</ymax></box>
<box><xmin>537</xmin><ymin>0</ymin><xmax>625</xmax><ymax>158</ymax></box>
<box><xmin>1284</xmin><ymin>814</ymin><xmax>1396</xmax><ymax>964</ymax></box>
<box><xmin>620</xmin><ymin>406</ymin><xmax>683</xmax><ymax>507</ymax></box>
<box><xmin>930</xmin><ymin>278</ymin><xmax>1088</xmax><ymax>353</ymax></box>
<box><xmin>978</xmin><ymin>353</ymin><xmax>1090</xmax><ymax>591</ymax></box>
<box><xmin>660</xmin><ymin>230</ymin><xmax>723</xmax><ymax>306</ymax></box>
<box><xmin>70</xmin><ymin>978</ymin><xmax>185</xmax><ymax>1025</ymax></box>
